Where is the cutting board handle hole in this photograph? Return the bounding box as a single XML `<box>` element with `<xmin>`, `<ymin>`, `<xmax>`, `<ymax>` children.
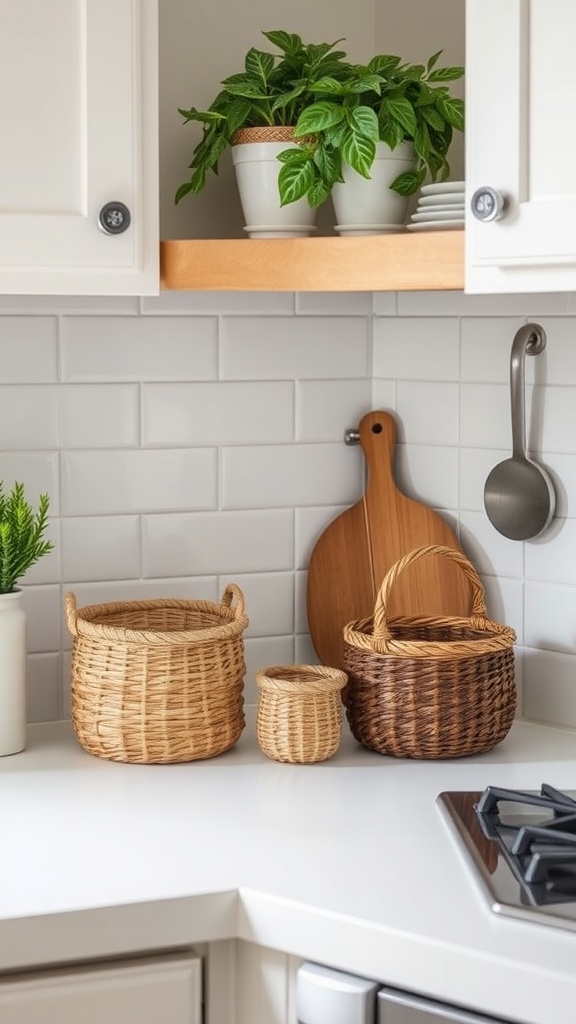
<box><xmin>372</xmin><ymin>423</ymin><xmax>383</xmax><ymax>434</ymax></box>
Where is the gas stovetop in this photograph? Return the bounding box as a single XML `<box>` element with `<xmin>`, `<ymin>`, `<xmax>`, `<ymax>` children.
<box><xmin>437</xmin><ymin>783</ymin><xmax>576</xmax><ymax>933</ymax></box>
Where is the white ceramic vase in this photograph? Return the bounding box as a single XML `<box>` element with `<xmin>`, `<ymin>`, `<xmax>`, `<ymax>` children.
<box><xmin>0</xmin><ymin>588</ymin><xmax>27</xmax><ymax>756</ymax></box>
<box><xmin>331</xmin><ymin>141</ymin><xmax>416</xmax><ymax>235</ymax></box>
<box><xmin>231</xmin><ymin>128</ymin><xmax>317</xmax><ymax>239</ymax></box>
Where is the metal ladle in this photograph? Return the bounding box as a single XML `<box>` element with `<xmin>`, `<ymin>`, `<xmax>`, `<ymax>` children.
<box><xmin>484</xmin><ymin>323</ymin><xmax>555</xmax><ymax>541</ymax></box>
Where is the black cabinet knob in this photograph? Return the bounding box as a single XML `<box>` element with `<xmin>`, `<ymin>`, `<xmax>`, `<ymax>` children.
<box><xmin>98</xmin><ymin>202</ymin><xmax>131</xmax><ymax>234</ymax></box>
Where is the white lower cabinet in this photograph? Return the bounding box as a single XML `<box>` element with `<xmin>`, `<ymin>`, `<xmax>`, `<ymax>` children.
<box><xmin>0</xmin><ymin>951</ymin><xmax>202</xmax><ymax>1024</ymax></box>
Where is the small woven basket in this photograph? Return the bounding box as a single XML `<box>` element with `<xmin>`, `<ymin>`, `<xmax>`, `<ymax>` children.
<box><xmin>255</xmin><ymin>664</ymin><xmax>347</xmax><ymax>764</ymax></box>
<box><xmin>67</xmin><ymin>584</ymin><xmax>248</xmax><ymax>765</ymax></box>
<box><xmin>343</xmin><ymin>545</ymin><xmax>517</xmax><ymax>760</ymax></box>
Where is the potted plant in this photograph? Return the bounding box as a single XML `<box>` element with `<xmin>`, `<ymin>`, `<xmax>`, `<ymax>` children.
<box><xmin>280</xmin><ymin>50</ymin><xmax>465</xmax><ymax>233</ymax></box>
<box><xmin>0</xmin><ymin>481</ymin><xmax>54</xmax><ymax>756</ymax></box>
<box><xmin>175</xmin><ymin>29</ymin><xmax>351</xmax><ymax>237</ymax></box>
<box><xmin>175</xmin><ymin>32</ymin><xmax>464</xmax><ymax>235</ymax></box>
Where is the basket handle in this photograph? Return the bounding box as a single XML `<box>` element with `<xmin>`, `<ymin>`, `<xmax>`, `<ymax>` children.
<box><xmin>65</xmin><ymin>592</ymin><xmax>78</xmax><ymax>637</ymax></box>
<box><xmin>221</xmin><ymin>583</ymin><xmax>246</xmax><ymax>620</ymax></box>
<box><xmin>372</xmin><ymin>544</ymin><xmax>488</xmax><ymax>643</ymax></box>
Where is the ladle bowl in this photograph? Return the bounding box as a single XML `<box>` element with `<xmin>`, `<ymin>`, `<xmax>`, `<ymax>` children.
<box><xmin>483</xmin><ymin>323</ymin><xmax>555</xmax><ymax>541</ymax></box>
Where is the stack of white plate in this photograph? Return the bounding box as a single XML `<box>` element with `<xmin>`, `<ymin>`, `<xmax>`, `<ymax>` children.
<box><xmin>407</xmin><ymin>181</ymin><xmax>465</xmax><ymax>232</ymax></box>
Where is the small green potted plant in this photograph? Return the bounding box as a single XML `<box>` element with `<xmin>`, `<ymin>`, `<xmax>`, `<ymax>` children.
<box><xmin>175</xmin><ymin>32</ymin><xmax>464</xmax><ymax>234</ymax></box>
<box><xmin>280</xmin><ymin>50</ymin><xmax>464</xmax><ymax>212</ymax></box>
<box><xmin>175</xmin><ymin>29</ymin><xmax>351</xmax><ymax>236</ymax></box>
<box><xmin>0</xmin><ymin>481</ymin><xmax>54</xmax><ymax>594</ymax></box>
<box><xmin>0</xmin><ymin>481</ymin><xmax>54</xmax><ymax>757</ymax></box>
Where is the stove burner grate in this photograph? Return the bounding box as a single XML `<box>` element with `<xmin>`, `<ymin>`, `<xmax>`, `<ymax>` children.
<box><xmin>475</xmin><ymin>783</ymin><xmax>576</xmax><ymax>902</ymax></box>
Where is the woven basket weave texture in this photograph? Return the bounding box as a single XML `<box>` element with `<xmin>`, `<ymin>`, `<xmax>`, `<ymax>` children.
<box><xmin>67</xmin><ymin>584</ymin><xmax>248</xmax><ymax>764</ymax></box>
<box><xmin>256</xmin><ymin>664</ymin><xmax>347</xmax><ymax>764</ymax></box>
<box><xmin>343</xmin><ymin>545</ymin><xmax>517</xmax><ymax>760</ymax></box>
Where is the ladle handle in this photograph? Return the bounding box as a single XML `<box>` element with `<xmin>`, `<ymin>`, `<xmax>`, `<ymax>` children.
<box><xmin>510</xmin><ymin>323</ymin><xmax>546</xmax><ymax>459</ymax></box>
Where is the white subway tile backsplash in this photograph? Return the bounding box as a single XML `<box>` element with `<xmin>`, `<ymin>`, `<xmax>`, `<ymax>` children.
<box><xmin>61</xmin><ymin>385</ymin><xmax>140</xmax><ymax>448</ymax></box>
<box><xmin>0</xmin><ymin>386</ymin><xmax>59</xmax><ymax>448</ymax></box>
<box><xmin>142</xmin><ymin>381</ymin><xmax>294</xmax><ymax>446</ymax></box>
<box><xmin>525</xmin><ymin>581</ymin><xmax>576</xmax><ymax>652</ymax></box>
<box><xmin>61</xmin><ymin>449</ymin><xmax>217</xmax><ymax>515</ymax></box>
<box><xmin>141</xmin><ymin>291</ymin><xmax>295</xmax><ymax>315</ymax></box>
<box><xmin>540</xmin><ymin>385</ymin><xmax>576</xmax><ymax>453</ymax></box>
<box><xmin>524</xmin><ymin>518</ymin><xmax>576</xmax><ymax>586</ymax></box>
<box><xmin>544</xmin><ymin>453</ymin><xmax>576</xmax><ymax>517</ymax></box>
<box><xmin>374</xmin><ymin>317</ymin><xmax>460</xmax><ymax>380</ymax></box>
<box><xmin>294</xmin><ymin>632</ymin><xmax>319</xmax><ymax>667</ymax></box>
<box><xmin>243</xmin><ymin>636</ymin><xmax>295</xmax><ymax>706</ymax></box>
<box><xmin>222</xmin><ymin>443</ymin><xmax>364</xmax><ymax>509</ymax></box>
<box><xmin>295</xmin><ymin>292</ymin><xmax>375</xmax><ymax>315</ymax></box>
<box><xmin>523</xmin><ymin>649</ymin><xmax>576</xmax><ymax>729</ymax></box>
<box><xmin>396</xmin><ymin>290</ymin><xmax>574</xmax><ymax>316</ymax></box>
<box><xmin>0</xmin><ymin>453</ymin><xmax>59</xmax><ymax>514</ymax></box>
<box><xmin>219</xmin><ymin>572</ymin><xmax>294</xmax><ymax>639</ymax></box>
<box><xmin>296</xmin><ymin>505</ymin><xmax>348</xmax><ymax>571</ymax></box>
<box><xmin>0</xmin><ymin>317</ymin><xmax>58</xmax><ymax>382</ymax></box>
<box><xmin>296</xmin><ymin>380</ymin><xmax>371</xmax><ymax>441</ymax></box>
<box><xmin>396</xmin><ymin>382</ymin><xmax>459</xmax><ymax>445</ymax></box>
<box><xmin>294</xmin><ymin>569</ymin><xmax>314</xmax><ymax>638</ymax></box>
<box><xmin>142</xmin><ymin>510</ymin><xmax>294</xmax><ymax>578</ymax></box>
<box><xmin>459</xmin><ymin>510</ymin><xmax>525</xmax><ymax>580</ymax></box>
<box><xmin>460</xmin><ymin>317</ymin><xmax>527</xmax><ymax>382</ymax></box>
<box><xmin>220</xmin><ymin>317</ymin><xmax>370</xmax><ymax>379</ymax></box>
<box><xmin>0</xmin><ymin>295</ymin><xmax>139</xmax><ymax>315</ymax></box>
<box><xmin>394</xmin><ymin>443</ymin><xmax>459</xmax><ymax>509</ymax></box>
<box><xmin>372</xmin><ymin>292</ymin><xmax>398</xmax><ymax>315</ymax></box>
<box><xmin>371</xmin><ymin>379</ymin><xmax>396</xmax><ymax>410</ymax></box>
<box><xmin>21</xmin><ymin>585</ymin><xmax>61</xmax><ymax>654</ymax></box>
<box><xmin>27</xmin><ymin>653</ymin><xmax>62</xmax><ymax>723</ymax></box>
<box><xmin>61</xmin><ymin>516</ymin><xmax>141</xmax><ymax>582</ymax></box>
<box><xmin>536</xmin><ymin>318</ymin><xmax>576</xmax><ymax>385</ymax></box>
<box><xmin>460</xmin><ymin>382</ymin><xmax>511</xmax><ymax>448</ymax></box>
<box><xmin>61</xmin><ymin>316</ymin><xmax>218</xmax><ymax>381</ymax></box>
<box><xmin>480</xmin><ymin>574</ymin><xmax>524</xmax><ymax>646</ymax></box>
<box><xmin>459</xmin><ymin>447</ymin><xmax>500</xmax><ymax>511</ymax></box>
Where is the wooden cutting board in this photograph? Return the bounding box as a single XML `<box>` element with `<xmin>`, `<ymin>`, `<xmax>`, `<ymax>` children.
<box><xmin>306</xmin><ymin>410</ymin><xmax>471</xmax><ymax>669</ymax></box>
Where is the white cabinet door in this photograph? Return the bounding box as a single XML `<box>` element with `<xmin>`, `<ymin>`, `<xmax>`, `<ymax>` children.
<box><xmin>466</xmin><ymin>0</ymin><xmax>576</xmax><ymax>293</ymax></box>
<box><xmin>0</xmin><ymin>951</ymin><xmax>201</xmax><ymax>1024</ymax></box>
<box><xmin>0</xmin><ymin>0</ymin><xmax>158</xmax><ymax>295</ymax></box>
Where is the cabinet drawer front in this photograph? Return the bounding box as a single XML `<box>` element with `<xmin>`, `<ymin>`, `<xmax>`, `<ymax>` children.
<box><xmin>0</xmin><ymin>952</ymin><xmax>201</xmax><ymax>1024</ymax></box>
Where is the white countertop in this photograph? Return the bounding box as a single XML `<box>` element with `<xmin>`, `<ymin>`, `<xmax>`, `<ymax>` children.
<box><xmin>2</xmin><ymin>715</ymin><xmax>576</xmax><ymax>1024</ymax></box>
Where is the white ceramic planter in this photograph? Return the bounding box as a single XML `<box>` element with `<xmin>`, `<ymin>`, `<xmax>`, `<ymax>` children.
<box><xmin>232</xmin><ymin>139</ymin><xmax>317</xmax><ymax>239</ymax></box>
<box><xmin>0</xmin><ymin>588</ymin><xmax>27</xmax><ymax>756</ymax></box>
<box><xmin>331</xmin><ymin>141</ymin><xmax>416</xmax><ymax>235</ymax></box>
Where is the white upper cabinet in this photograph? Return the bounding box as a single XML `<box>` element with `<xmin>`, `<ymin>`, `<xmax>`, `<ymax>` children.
<box><xmin>0</xmin><ymin>0</ymin><xmax>158</xmax><ymax>295</ymax></box>
<box><xmin>466</xmin><ymin>0</ymin><xmax>576</xmax><ymax>293</ymax></box>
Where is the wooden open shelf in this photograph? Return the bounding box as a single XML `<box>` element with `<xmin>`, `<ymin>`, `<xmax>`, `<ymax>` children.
<box><xmin>160</xmin><ymin>230</ymin><xmax>464</xmax><ymax>292</ymax></box>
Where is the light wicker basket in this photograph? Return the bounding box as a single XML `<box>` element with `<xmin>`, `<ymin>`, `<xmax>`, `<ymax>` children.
<box><xmin>66</xmin><ymin>584</ymin><xmax>248</xmax><ymax>765</ymax></box>
<box><xmin>343</xmin><ymin>545</ymin><xmax>517</xmax><ymax>760</ymax></box>
<box><xmin>255</xmin><ymin>664</ymin><xmax>347</xmax><ymax>764</ymax></box>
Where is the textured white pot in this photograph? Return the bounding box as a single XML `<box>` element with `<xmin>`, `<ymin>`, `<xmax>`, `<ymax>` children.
<box><xmin>0</xmin><ymin>588</ymin><xmax>27</xmax><ymax>756</ymax></box>
<box><xmin>331</xmin><ymin>141</ymin><xmax>416</xmax><ymax>234</ymax></box>
<box><xmin>232</xmin><ymin>129</ymin><xmax>317</xmax><ymax>239</ymax></box>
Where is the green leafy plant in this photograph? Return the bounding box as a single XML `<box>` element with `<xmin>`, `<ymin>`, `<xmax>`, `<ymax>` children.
<box><xmin>281</xmin><ymin>50</ymin><xmax>465</xmax><ymax>206</ymax></box>
<box><xmin>175</xmin><ymin>29</ymin><xmax>349</xmax><ymax>206</ymax></box>
<box><xmin>175</xmin><ymin>31</ymin><xmax>464</xmax><ymax>210</ymax></box>
<box><xmin>0</xmin><ymin>482</ymin><xmax>54</xmax><ymax>594</ymax></box>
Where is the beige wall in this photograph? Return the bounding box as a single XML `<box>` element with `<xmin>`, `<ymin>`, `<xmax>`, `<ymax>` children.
<box><xmin>375</xmin><ymin>0</ymin><xmax>465</xmax><ymax>185</ymax></box>
<box><xmin>159</xmin><ymin>0</ymin><xmax>465</xmax><ymax>239</ymax></box>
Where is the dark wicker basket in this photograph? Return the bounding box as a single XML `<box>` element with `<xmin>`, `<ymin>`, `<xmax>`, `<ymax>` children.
<box><xmin>342</xmin><ymin>545</ymin><xmax>517</xmax><ymax>759</ymax></box>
